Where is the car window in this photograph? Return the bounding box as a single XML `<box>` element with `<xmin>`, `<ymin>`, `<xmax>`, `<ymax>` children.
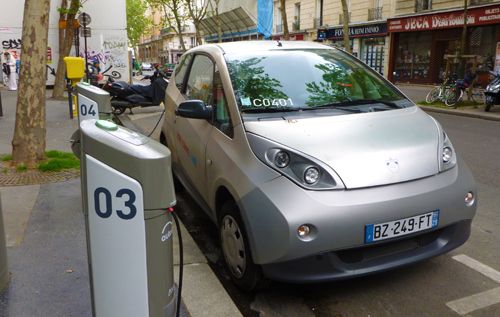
<box><xmin>225</xmin><ymin>49</ymin><xmax>408</xmax><ymax>115</ymax></box>
<box><xmin>175</xmin><ymin>54</ymin><xmax>192</xmax><ymax>89</ymax></box>
<box><xmin>213</xmin><ymin>67</ymin><xmax>233</xmax><ymax>138</ymax></box>
<box><xmin>185</xmin><ymin>55</ymin><xmax>214</xmax><ymax>105</ymax></box>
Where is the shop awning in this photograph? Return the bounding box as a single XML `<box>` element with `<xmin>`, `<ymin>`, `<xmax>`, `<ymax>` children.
<box><xmin>199</xmin><ymin>7</ymin><xmax>258</xmax><ymax>41</ymax></box>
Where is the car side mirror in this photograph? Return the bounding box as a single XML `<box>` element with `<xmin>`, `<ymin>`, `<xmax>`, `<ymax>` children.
<box><xmin>176</xmin><ymin>100</ymin><xmax>213</xmax><ymax>121</ymax></box>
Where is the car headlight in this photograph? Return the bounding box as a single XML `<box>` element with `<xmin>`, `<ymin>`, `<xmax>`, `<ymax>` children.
<box><xmin>304</xmin><ymin>167</ymin><xmax>320</xmax><ymax>184</ymax></box>
<box><xmin>430</xmin><ymin>117</ymin><xmax>458</xmax><ymax>173</ymax></box>
<box><xmin>275</xmin><ymin>151</ymin><xmax>290</xmax><ymax>168</ymax></box>
<box><xmin>442</xmin><ymin>146</ymin><xmax>453</xmax><ymax>163</ymax></box>
<box><xmin>440</xmin><ymin>131</ymin><xmax>457</xmax><ymax>172</ymax></box>
<box><xmin>246</xmin><ymin>133</ymin><xmax>345</xmax><ymax>190</ymax></box>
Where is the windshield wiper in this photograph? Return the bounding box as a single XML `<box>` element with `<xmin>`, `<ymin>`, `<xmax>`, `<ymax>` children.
<box><xmin>241</xmin><ymin>107</ymin><xmax>299</xmax><ymax>113</ymax></box>
<box><xmin>340</xmin><ymin>99</ymin><xmax>404</xmax><ymax>108</ymax></box>
<box><xmin>299</xmin><ymin>105</ymin><xmax>362</xmax><ymax>113</ymax></box>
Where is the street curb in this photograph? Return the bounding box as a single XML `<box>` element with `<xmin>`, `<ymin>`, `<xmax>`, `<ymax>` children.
<box><xmin>418</xmin><ymin>105</ymin><xmax>500</xmax><ymax>122</ymax></box>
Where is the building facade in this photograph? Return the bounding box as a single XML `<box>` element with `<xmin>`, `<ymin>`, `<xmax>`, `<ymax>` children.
<box><xmin>388</xmin><ymin>0</ymin><xmax>500</xmax><ymax>86</ymax></box>
<box><xmin>138</xmin><ymin>5</ymin><xmax>199</xmax><ymax>66</ymax></box>
<box><xmin>152</xmin><ymin>0</ymin><xmax>500</xmax><ymax>86</ymax></box>
<box><xmin>0</xmin><ymin>0</ymin><xmax>129</xmax><ymax>85</ymax></box>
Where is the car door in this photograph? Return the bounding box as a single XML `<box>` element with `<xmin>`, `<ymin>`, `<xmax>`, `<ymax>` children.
<box><xmin>174</xmin><ymin>54</ymin><xmax>215</xmax><ymax>200</ymax></box>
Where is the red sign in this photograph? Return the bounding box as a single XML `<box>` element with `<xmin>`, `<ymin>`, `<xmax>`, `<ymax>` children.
<box><xmin>388</xmin><ymin>4</ymin><xmax>500</xmax><ymax>32</ymax></box>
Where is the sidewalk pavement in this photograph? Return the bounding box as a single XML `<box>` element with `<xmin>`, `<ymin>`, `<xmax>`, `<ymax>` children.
<box><xmin>0</xmin><ymin>84</ymin><xmax>499</xmax><ymax>316</ymax></box>
<box><xmin>0</xmin><ymin>87</ymin><xmax>241</xmax><ymax>317</ymax></box>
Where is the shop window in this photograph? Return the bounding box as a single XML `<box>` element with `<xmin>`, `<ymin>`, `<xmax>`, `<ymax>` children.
<box><xmin>393</xmin><ymin>31</ymin><xmax>431</xmax><ymax>81</ymax></box>
<box><xmin>361</xmin><ymin>37</ymin><xmax>385</xmax><ymax>75</ymax></box>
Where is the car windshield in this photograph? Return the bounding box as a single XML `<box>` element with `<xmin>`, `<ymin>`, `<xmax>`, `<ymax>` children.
<box><xmin>225</xmin><ymin>49</ymin><xmax>410</xmax><ymax>117</ymax></box>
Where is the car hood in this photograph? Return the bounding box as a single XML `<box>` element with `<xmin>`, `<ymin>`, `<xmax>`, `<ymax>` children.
<box><xmin>244</xmin><ymin>107</ymin><xmax>440</xmax><ymax>189</ymax></box>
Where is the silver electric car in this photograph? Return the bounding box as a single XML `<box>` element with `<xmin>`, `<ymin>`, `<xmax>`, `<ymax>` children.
<box><xmin>160</xmin><ymin>41</ymin><xmax>477</xmax><ymax>291</ymax></box>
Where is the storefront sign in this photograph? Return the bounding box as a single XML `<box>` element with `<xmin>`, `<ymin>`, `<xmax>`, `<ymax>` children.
<box><xmin>317</xmin><ymin>29</ymin><xmax>327</xmax><ymax>40</ymax></box>
<box><xmin>388</xmin><ymin>4</ymin><xmax>500</xmax><ymax>32</ymax></box>
<box><xmin>273</xmin><ymin>34</ymin><xmax>304</xmax><ymax>41</ymax></box>
<box><xmin>318</xmin><ymin>23</ymin><xmax>388</xmax><ymax>40</ymax></box>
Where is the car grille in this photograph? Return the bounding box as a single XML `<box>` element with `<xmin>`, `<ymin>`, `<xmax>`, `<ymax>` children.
<box><xmin>336</xmin><ymin>229</ymin><xmax>442</xmax><ymax>264</ymax></box>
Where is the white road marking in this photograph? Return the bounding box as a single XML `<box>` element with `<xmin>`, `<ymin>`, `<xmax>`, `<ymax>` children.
<box><xmin>446</xmin><ymin>287</ymin><xmax>500</xmax><ymax>315</ymax></box>
<box><xmin>446</xmin><ymin>254</ymin><xmax>500</xmax><ymax>315</ymax></box>
<box><xmin>452</xmin><ymin>254</ymin><xmax>500</xmax><ymax>283</ymax></box>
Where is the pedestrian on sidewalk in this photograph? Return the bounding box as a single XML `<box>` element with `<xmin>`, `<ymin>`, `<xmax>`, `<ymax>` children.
<box><xmin>3</xmin><ymin>51</ymin><xmax>17</xmax><ymax>91</ymax></box>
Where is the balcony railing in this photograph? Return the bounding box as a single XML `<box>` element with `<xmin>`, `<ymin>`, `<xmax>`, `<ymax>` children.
<box><xmin>415</xmin><ymin>0</ymin><xmax>431</xmax><ymax>12</ymax></box>
<box><xmin>161</xmin><ymin>28</ymin><xmax>172</xmax><ymax>36</ymax></box>
<box><xmin>276</xmin><ymin>24</ymin><xmax>283</xmax><ymax>33</ymax></box>
<box><xmin>368</xmin><ymin>7</ymin><xmax>383</xmax><ymax>21</ymax></box>
<box><xmin>292</xmin><ymin>20</ymin><xmax>300</xmax><ymax>31</ymax></box>
<box><xmin>314</xmin><ymin>17</ymin><xmax>323</xmax><ymax>28</ymax></box>
<box><xmin>339</xmin><ymin>12</ymin><xmax>351</xmax><ymax>24</ymax></box>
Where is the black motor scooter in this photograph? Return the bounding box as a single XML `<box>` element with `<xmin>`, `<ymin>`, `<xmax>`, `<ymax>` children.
<box><xmin>102</xmin><ymin>64</ymin><xmax>169</xmax><ymax>115</ymax></box>
<box><xmin>485</xmin><ymin>70</ymin><xmax>500</xmax><ymax>112</ymax></box>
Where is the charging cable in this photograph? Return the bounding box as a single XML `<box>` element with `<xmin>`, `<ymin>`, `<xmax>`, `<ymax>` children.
<box><xmin>169</xmin><ymin>207</ymin><xmax>183</xmax><ymax>317</ymax></box>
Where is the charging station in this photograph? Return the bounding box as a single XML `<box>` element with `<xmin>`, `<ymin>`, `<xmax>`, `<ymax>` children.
<box><xmin>74</xmin><ymin>84</ymin><xmax>178</xmax><ymax>316</ymax></box>
<box><xmin>76</xmin><ymin>82</ymin><xmax>112</xmax><ymax>122</ymax></box>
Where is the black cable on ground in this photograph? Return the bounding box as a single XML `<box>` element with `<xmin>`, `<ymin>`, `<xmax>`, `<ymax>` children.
<box><xmin>170</xmin><ymin>207</ymin><xmax>183</xmax><ymax>317</ymax></box>
<box><xmin>147</xmin><ymin>108</ymin><xmax>165</xmax><ymax>137</ymax></box>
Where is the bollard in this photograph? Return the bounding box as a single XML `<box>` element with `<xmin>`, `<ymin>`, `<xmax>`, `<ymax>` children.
<box><xmin>0</xmin><ymin>191</ymin><xmax>9</xmax><ymax>293</ymax></box>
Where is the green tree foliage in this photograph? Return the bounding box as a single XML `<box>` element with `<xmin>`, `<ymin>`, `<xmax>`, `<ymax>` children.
<box><xmin>126</xmin><ymin>0</ymin><xmax>154</xmax><ymax>59</ymax></box>
<box><xmin>186</xmin><ymin>0</ymin><xmax>209</xmax><ymax>46</ymax></box>
<box><xmin>147</xmin><ymin>0</ymin><xmax>189</xmax><ymax>52</ymax></box>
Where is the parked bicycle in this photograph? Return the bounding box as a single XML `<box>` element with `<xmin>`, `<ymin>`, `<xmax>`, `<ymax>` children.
<box><xmin>445</xmin><ymin>73</ymin><xmax>485</xmax><ymax>107</ymax></box>
<box><xmin>426</xmin><ymin>74</ymin><xmax>456</xmax><ymax>104</ymax></box>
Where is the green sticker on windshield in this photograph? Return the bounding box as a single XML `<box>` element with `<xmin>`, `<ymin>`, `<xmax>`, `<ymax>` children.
<box><xmin>241</xmin><ymin>97</ymin><xmax>251</xmax><ymax>106</ymax></box>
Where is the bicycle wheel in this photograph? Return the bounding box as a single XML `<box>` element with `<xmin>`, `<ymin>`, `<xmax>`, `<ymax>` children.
<box><xmin>426</xmin><ymin>87</ymin><xmax>441</xmax><ymax>103</ymax></box>
<box><xmin>445</xmin><ymin>89</ymin><xmax>463</xmax><ymax>107</ymax></box>
<box><xmin>471</xmin><ymin>88</ymin><xmax>486</xmax><ymax>104</ymax></box>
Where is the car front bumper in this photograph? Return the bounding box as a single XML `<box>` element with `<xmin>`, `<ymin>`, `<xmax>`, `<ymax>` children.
<box><xmin>261</xmin><ymin>219</ymin><xmax>470</xmax><ymax>283</ymax></box>
<box><xmin>237</xmin><ymin>156</ymin><xmax>476</xmax><ymax>283</ymax></box>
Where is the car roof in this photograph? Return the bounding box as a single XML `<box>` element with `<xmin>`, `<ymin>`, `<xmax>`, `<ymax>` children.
<box><xmin>213</xmin><ymin>40</ymin><xmax>334</xmax><ymax>55</ymax></box>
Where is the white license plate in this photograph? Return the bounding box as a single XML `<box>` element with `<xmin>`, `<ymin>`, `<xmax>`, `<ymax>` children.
<box><xmin>365</xmin><ymin>211</ymin><xmax>439</xmax><ymax>243</ymax></box>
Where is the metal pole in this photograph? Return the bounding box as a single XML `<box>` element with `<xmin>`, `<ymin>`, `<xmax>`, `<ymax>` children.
<box><xmin>84</xmin><ymin>28</ymin><xmax>88</xmax><ymax>82</ymax></box>
<box><xmin>68</xmin><ymin>80</ymin><xmax>73</xmax><ymax>119</ymax></box>
<box><xmin>0</xmin><ymin>89</ymin><xmax>3</xmax><ymax>117</ymax></box>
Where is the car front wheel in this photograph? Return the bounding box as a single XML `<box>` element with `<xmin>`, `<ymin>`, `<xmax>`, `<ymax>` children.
<box><xmin>219</xmin><ymin>200</ymin><xmax>270</xmax><ymax>292</ymax></box>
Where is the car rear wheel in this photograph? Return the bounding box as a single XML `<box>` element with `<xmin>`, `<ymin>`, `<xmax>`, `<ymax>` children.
<box><xmin>219</xmin><ymin>200</ymin><xmax>270</xmax><ymax>292</ymax></box>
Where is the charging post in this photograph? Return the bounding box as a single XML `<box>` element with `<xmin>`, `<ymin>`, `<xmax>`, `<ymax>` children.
<box><xmin>75</xmin><ymin>87</ymin><xmax>177</xmax><ymax>315</ymax></box>
<box><xmin>75</xmin><ymin>82</ymin><xmax>112</xmax><ymax>122</ymax></box>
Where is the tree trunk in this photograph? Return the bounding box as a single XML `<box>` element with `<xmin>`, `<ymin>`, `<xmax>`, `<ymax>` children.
<box><xmin>458</xmin><ymin>0</ymin><xmax>468</xmax><ymax>78</ymax></box>
<box><xmin>58</xmin><ymin>0</ymin><xmax>68</xmax><ymax>56</ymax></box>
<box><xmin>53</xmin><ymin>0</ymin><xmax>78</xmax><ymax>99</ymax></box>
<box><xmin>280</xmin><ymin>0</ymin><xmax>289</xmax><ymax>40</ymax></box>
<box><xmin>193</xmin><ymin>21</ymin><xmax>203</xmax><ymax>46</ymax></box>
<box><xmin>341</xmin><ymin>0</ymin><xmax>352</xmax><ymax>54</ymax></box>
<box><xmin>215</xmin><ymin>2</ymin><xmax>222</xmax><ymax>43</ymax></box>
<box><xmin>11</xmin><ymin>0</ymin><xmax>51</xmax><ymax>168</ymax></box>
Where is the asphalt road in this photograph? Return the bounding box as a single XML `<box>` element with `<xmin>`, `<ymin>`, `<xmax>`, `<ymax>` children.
<box><xmin>123</xmin><ymin>92</ymin><xmax>500</xmax><ymax>316</ymax></box>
